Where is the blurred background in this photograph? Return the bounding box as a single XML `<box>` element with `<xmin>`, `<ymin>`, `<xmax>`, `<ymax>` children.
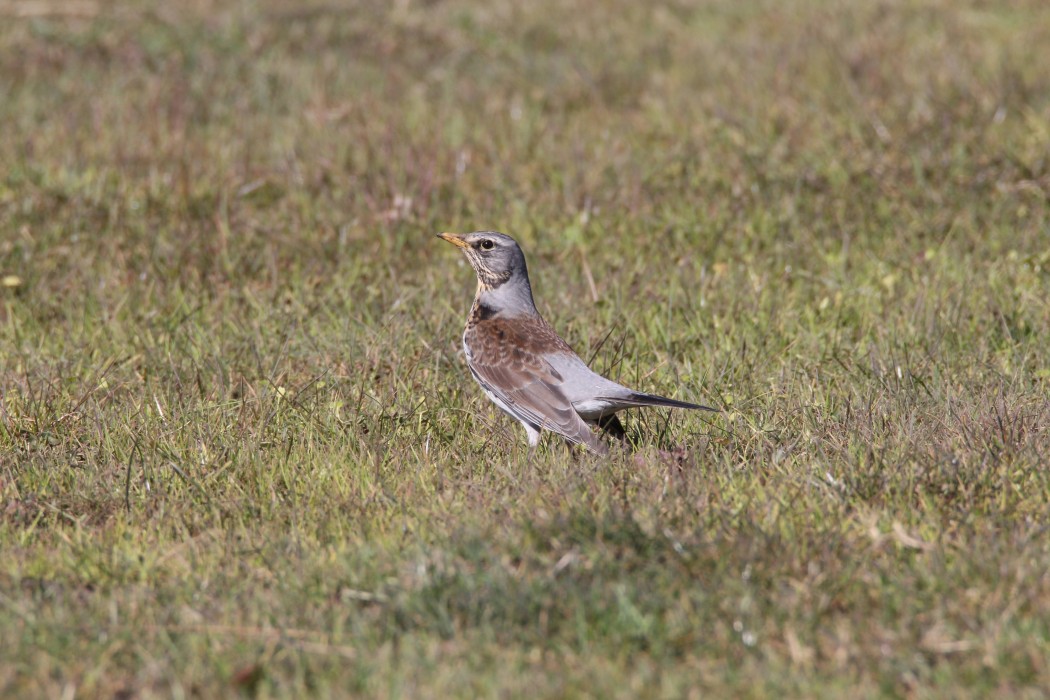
<box><xmin>3</xmin><ymin>0</ymin><xmax>1047</xmax><ymax>305</ymax></box>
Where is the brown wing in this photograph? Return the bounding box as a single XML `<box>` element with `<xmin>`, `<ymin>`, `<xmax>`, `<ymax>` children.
<box><xmin>464</xmin><ymin>317</ymin><xmax>606</xmax><ymax>454</ymax></box>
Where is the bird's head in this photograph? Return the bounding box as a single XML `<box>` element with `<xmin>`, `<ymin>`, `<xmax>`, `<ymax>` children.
<box><xmin>436</xmin><ymin>231</ymin><xmax>529</xmax><ymax>291</ymax></box>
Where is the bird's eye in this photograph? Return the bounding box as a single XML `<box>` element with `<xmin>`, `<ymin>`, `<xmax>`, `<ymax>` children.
<box><xmin>480</xmin><ymin>239</ymin><xmax>494</xmax><ymax>250</ymax></box>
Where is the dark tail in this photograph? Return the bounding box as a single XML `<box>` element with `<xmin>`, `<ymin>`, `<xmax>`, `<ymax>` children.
<box><xmin>602</xmin><ymin>392</ymin><xmax>719</xmax><ymax>413</ymax></box>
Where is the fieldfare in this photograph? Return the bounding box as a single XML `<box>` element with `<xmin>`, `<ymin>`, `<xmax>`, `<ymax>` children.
<box><xmin>438</xmin><ymin>231</ymin><xmax>716</xmax><ymax>455</ymax></box>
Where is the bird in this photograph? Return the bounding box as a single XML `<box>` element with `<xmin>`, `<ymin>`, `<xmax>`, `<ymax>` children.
<box><xmin>437</xmin><ymin>230</ymin><xmax>717</xmax><ymax>455</ymax></box>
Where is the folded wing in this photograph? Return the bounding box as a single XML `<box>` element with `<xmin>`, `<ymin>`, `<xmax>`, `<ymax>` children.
<box><xmin>465</xmin><ymin>319</ymin><xmax>607</xmax><ymax>454</ymax></box>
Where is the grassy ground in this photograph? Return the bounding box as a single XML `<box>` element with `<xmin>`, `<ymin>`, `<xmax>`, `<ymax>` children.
<box><xmin>2</xmin><ymin>0</ymin><xmax>1049</xmax><ymax>696</ymax></box>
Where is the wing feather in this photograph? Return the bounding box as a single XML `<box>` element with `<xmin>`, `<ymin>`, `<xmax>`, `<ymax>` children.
<box><xmin>465</xmin><ymin>319</ymin><xmax>606</xmax><ymax>454</ymax></box>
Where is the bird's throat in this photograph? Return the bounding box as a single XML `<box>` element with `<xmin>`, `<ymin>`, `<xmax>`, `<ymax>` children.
<box><xmin>470</xmin><ymin>276</ymin><xmax>539</xmax><ymax>322</ymax></box>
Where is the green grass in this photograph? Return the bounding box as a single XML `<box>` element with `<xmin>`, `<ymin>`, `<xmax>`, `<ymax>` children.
<box><xmin>2</xmin><ymin>0</ymin><xmax>1049</xmax><ymax>696</ymax></box>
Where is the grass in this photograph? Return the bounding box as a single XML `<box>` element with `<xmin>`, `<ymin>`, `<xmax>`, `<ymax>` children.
<box><xmin>1</xmin><ymin>0</ymin><xmax>1049</xmax><ymax>696</ymax></box>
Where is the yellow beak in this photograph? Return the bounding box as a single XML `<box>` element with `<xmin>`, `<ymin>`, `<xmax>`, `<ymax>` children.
<box><xmin>436</xmin><ymin>232</ymin><xmax>470</xmax><ymax>249</ymax></box>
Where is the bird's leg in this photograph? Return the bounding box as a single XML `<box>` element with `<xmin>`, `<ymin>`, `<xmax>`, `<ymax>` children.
<box><xmin>597</xmin><ymin>414</ymin><xmax>628</xmax><ymax>442</ymax></box>
<box><xmin>596</xmin><ymin>414</ymin><xmax>637</xmax><ymax>455</ymax></box>
<box><xmin>524</xmin><ymin>423</ymin><xmax>541</xmax><ymax>468</ymax></box>
<box><xmin>561</xmin><ymin>439</ymin><xmax>581</xmax><ymax>462</ymax></box>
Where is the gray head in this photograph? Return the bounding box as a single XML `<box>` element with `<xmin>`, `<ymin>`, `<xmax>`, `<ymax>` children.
<box><xmin>437</xmin><ymin>230</ymin><xmax>537</xmax><ymax>314</ymax></box>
